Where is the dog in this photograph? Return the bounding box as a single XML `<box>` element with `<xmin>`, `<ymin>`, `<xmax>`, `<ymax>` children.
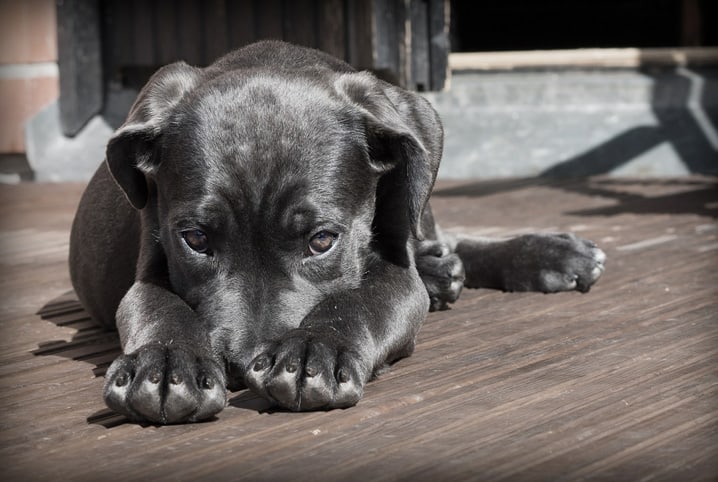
<box><xmin>69</xmin><ymin>41</ymin><xmax>605</xmax><ymax>424</ymax></box>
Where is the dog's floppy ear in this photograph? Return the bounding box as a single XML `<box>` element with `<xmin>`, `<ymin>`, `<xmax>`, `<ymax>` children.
<box><xmin>106</xmin><ymin>62</ymin><xmax>202</xmax><ymax>209</ymax></box>
<box><xmin>336</xmin><ymin>72</ymin><xmax>442</xmax><ymax>265</ymax></box>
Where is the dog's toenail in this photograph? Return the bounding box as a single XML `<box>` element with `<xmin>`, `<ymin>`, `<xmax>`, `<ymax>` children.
<box><xmin>148</xmin><ymin>372</ymin><xmax>161</xmax><ymax>384</ymax></box>
<box><xmin>305</xmin><ymin>366</ymin><xmax>317</xmax><ymax>377</ymax></box>
<box><xmin>286</xmin><ymin>360</ymin><xmax>299</xmax><ymax>373</ymax></box>
<box><xmin>170</xmin><ymin>373</ymin><xmax>182</xmax><ymax>385</ymax></box>
<box><xmin>337</xmin><ymin>368</ymin><xmax>350</xmax><ymax>383</ymax></box>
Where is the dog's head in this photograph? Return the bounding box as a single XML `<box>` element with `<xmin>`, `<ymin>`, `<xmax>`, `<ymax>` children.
<box><xmin>105</xmin><ymin>59</ymin><xmax>441</xmax><ymax>377</ymax></box>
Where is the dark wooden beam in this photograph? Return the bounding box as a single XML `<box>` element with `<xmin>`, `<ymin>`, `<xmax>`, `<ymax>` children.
<box><xmin>56</xmin><ymin>0</ymin><xmax>103</xmax><ymax>137</ymax></box>
<box><xmin>411</xmin><ymin>0</ymin><xmax>430</xmax><ymax>91</ymax></box>
<box><xmin>428</xmin><ymin>0</ymin><xmax>450</xmax><ymax>90</ymax></box>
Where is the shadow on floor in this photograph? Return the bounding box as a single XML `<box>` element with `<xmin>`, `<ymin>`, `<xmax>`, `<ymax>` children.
<box><xmin>34</xmin><ymin>291</ymin><xmax>273</xmax><ymax>426</ymax></box>
<box><xmin>34</xmin><ymin>291</ymin><xmax>127</xmax><ymax>427</ymax></box>
<box><xmin>34</xmin><ymin>290</ymin><xmax>120</xmax><ymax>378</ymax></box>
<box><xmin>540</xmin><ymin>68</ymin><xmax>718</xmax><ymax>178</ymax></box>
<box><xmin>433</xmin><ymin>177</ymin><xmax>718</xmax><ymax>219</ymax></box>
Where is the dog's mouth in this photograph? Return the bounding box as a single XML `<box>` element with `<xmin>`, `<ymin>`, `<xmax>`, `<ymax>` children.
<box><xmin>225</xmin><ymin>360</ymin><xmax>248</xmax><ymax>391</ymax></box>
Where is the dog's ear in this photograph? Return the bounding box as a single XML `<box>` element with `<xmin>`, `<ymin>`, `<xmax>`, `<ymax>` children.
<box><xmin>106</xmin><ymin>123</ymin><xmax>161</xmax><ymax>210</ymax></box>
<box><xmin>336</xmin><ymin>72</ymin><xmax>442</xmax><ymax>265</ymax></box>
<box><xmin>106</xmin><ymin>62</ymin><xmax>202</xmax><ymax>209</ymax></box>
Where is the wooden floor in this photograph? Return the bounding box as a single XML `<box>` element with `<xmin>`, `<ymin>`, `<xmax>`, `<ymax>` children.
<box><xmin>1</xmin><ymin>177</ymin><xmax>716</xmax><ymax>481</ymax></box>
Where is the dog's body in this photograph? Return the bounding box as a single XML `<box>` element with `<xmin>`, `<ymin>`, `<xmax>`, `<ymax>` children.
<box><xmin>70</xmin><ymin>41</ymin><xmax>605</xmax><ymax>424</ymax></box>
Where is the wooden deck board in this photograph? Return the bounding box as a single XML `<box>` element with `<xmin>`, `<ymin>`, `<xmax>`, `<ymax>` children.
<box><xmin>1</xmin><ymin>177</ymin><xmax>716</xmax><ymax>480</ymax></box>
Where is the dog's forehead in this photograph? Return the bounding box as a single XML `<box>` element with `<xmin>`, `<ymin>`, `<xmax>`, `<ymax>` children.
<box><xmin>165</xmin><ymin>73</ymin><xmax>366</xmax><ymax>177</ymax></box>
<box><xmin>192</xmin><ymin>73</ymin><xmax>357</xmax><ymax>156</ymax></box>
<box><xmin>160</xmin><ymin>72</ymin><xmax>372</xmax><ymax>221</ymax></box>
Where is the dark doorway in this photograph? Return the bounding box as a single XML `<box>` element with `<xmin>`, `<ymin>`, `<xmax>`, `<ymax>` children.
<box><xmin>451</xmin><ymin>0</ymin><xmax>716</xmax><ymax>52</ymax></box>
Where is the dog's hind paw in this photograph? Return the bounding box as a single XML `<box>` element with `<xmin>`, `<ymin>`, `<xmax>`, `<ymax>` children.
<box><xmin>245</xmin><ymin>328</ymin><xmax>367</xmax><ymax>411</ymax></box>
<box><xmin>415</xmin><ymin>240</ymin><xmax>465</xmax><ymax>311</ymax></box>
<box><xmin>103</xmin><ymin>343</ymin><xmax>226</xmax><ymax>424</ymax></box>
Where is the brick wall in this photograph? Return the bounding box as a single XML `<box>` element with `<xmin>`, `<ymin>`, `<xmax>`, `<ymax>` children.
<box><xmin>0</xmin><ymin>0</ymin><xmax>59</xmax><ymax>153</ymax></box>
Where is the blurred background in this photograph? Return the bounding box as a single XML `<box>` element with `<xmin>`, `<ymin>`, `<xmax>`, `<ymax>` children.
<box><xmin>0</xmin><ymin>0</ymin><xmax>716</xmax><ymax>182</ymax></box>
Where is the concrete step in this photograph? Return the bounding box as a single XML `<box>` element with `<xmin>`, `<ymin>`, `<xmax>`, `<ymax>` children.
<box><xmin>24</xmin><ymin>67</ymin><xmax>718</xmax><ymax>181</ymax></box>
<box><xmin>422</xmin><ymin>67</ymin><xmax>718</xmax><ymax>178</ymax></box>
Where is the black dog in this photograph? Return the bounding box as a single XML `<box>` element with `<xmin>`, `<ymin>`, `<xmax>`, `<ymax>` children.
<box><xmin>69</xmin><ymin>41</ymin><xmax>605</xmax><ymax>424</ymax></box>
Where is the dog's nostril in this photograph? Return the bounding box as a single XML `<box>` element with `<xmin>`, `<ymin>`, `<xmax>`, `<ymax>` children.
<box><xmin>115</xmin><ymin>374</ymin><xmax>129</xmax><ymax>387</ymax></box>
<box><xmin>286</xmin><ymin>359</ymin><xmax>299</xmax><ymax>373</ymax></box>
<box><xmin>201</xmin><ymin>376</ymin><xmax>215</xmax><ymax>389</ymax></box>
<box><xmin>337</xmin><ymin>368</ymin><xmax>350</xmax><ymax>383</ymax></box>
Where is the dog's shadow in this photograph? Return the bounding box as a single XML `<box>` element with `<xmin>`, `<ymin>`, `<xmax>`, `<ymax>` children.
<box><xmin>35</xmin><ymin>291</ymin><xmax>273</xmax><ymax>427</ymax></box>
<box><xmin>34</xmin><ymin>291</ymin><xmax>121</xmax><ymax>377</ymax></box>
<box><xmin>34</xmin><ymin>291</ymin><xmax>130</xmax><ymax>427</ymax></box>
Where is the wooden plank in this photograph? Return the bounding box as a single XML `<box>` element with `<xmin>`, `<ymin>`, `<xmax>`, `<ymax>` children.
<box><xmin>317</xmin><ymin>0</ymin><xmax>346</xmax><ymax>60</ymax></box>
<box><xmin>177</xmin><ymin>0</ymin><xmax>203</xmax><ymax>65</ymax></box>
<box><xmin>428</xmin><ymin>0</ymin><xmax>449</xmax><ymax>90</ymax></box>
<box><xmin>103</xmin><ymin>0</ymin><xmax>135</xmax><ymax>84</ymax></box>
<box><xmin>345</xmin><ymin>0</ymin><xmax>374</xmax><ymax>70</ymax></box>
<box><xmin>372</xmin><ymin>0</ymin><xmax>409</xmax><ymax>86</ymax></box>
<box><xmin>0</xmin><ymin>177</ymin><xmax>716</xmax><ymax>480</ymax></box>
<box><xmin>226</xmin><ymin>0</ymin><xmax>256</xmax><ymax>49</ymax></box>
<box><xmin>155</xmin><ymin>0</ymin><xmax>179</xmax><ymax>64</ymax></box>
<box><xmin>131</xmin><ymin>0</ymin><xmax>156</xmax><ymax>66</ymax></box>
<box><xmin>204</xmin><ymin>0</ymin><xmax>230</xmax><ymax>63</ymax></box>
<box><xmin>56</xmin><ymin>0</ymin><xmax>103</xmax><ymax>135</ymax></box>
<box><xmin>449</xmin><ymin>47</ymin><xmax>718</xmax><ymax>71</ymax></box>
<box><xmin>255</xmin><ymin>0</ymin><xmax>284</xmax><ymax>40</ymax></box>
<box><xmin>410</xmin><ymin>0</ymin><xmax>430</xmax><ymax>91</ymax></box>
<box><xmin>283</xmin><ymin>0</ymin><xmax>317</xmax><ymax>48</ymax></box>
<box><xmin>681</xmin><ymin>0</ymin><xmax>703</xmax><ymax>46</ymax></box>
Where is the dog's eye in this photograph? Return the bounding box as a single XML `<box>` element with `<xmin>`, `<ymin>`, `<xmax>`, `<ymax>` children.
<box><xmin>308</xmin><ymin>231</ymin><xmax>337</xmax><ymax>256</ymax></box>
<box><xmin>182</xmin><ymin>229</ymin><xmax>211</xmax><ymax>254</ymax></box>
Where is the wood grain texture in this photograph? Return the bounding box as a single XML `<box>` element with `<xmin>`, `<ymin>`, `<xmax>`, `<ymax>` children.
<box><xmin>0</xmin><ymin>177</ymin><xmax>716</xmax><ymax>480</ymax></box>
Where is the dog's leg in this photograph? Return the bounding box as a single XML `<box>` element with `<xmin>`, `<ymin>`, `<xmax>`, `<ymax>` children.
<box><xmin>244</xmin><ymin>259</ymin><xmax>428</xmax><ymax>411</ymax></box>
<box><xmin>412</xmin><ymin>206</ymin><xmax>466</xmax><ymax>311</ymax></box>
<box><xmin>415</xmin><ymin>240</ymin><xmax>465</xmax><ymax>311</ymax></box>
<box><xmin>414</xmin><ymin>204</ymin><xmax>465</xmax><ymax>311</ymax></box>
<box><xmin>103</xmin><ymin>282</ymin><xmax>227</xmax><ymax>424</ymax></box>
<box><xmin>451</xmin><ymin>233</ymin><xmax>606</xmax><ymax>293</ymax></box>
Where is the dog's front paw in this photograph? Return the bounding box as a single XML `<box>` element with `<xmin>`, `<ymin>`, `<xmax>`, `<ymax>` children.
<box><xmin>103</xmin><ymin>343</ymin><xmax>226</xmax><ymax>424</ymax></box>
<box><xmin>416</xmin><ymin>240</ymin><xmax>465</xmax><ymax>311</ymax></box>
<box><xmin>245</xmin><ymin>328</ymin><xmax>367</xmax><ymax>411</ymax></box>
<box><xmin>507</xmin><ymin>233</ymin><xmax>606</xmax><ymax>293</ymax></box>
